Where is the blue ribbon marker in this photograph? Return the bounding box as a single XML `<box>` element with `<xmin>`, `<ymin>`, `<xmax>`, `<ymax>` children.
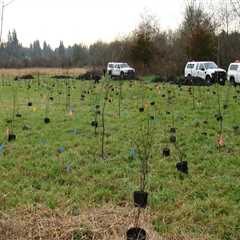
<box><xmin>57</xmin><ymin>147</ymin><xmax>65</xmax><ymax>154</ymax></box>
<box><xmin>129</xmin><ymin>148</ymin><xmax>136</xmax><ymax>159</ymax></box>
<box><xmin>0</xmin><ymin>144</ymin><xmax>4</xmax><ymax>154</ymax></box>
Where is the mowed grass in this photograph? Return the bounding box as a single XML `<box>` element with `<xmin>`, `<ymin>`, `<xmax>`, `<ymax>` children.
<box><xmin>0</xmin><ymin>75</ymin><xmax>240</xmax><ymax>239</ymax></box>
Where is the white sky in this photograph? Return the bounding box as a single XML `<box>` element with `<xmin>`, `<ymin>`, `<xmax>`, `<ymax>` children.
<box><xmin>2</xmin><ymin>0</ymin><xmax>186</xmax><ymax>48</ymax></box>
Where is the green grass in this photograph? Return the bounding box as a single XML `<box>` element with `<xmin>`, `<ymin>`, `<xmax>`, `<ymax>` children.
<box><xmin>0</xmin><ymin>76</ymin><xmax>240</xmax><ymax>239</ymax></box>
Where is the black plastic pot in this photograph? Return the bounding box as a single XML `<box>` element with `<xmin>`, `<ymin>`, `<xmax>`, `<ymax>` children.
<box><xmin>96</xmin><ymin>105</ymin><xmax>100</xmax><ymax>109</ymax></box>
<box><xmin>176</xmin><ymin>161</ymin><xmax>188</xmax><ymax>174</ymax></box>
<box><xmin>163</xmin><ymin>147</ymin><xmax>170</xmax><ymax>157</ymax></box>
<box><xmin>216</xmin><ymin>114</ymin><xmax>223</xmax><ymax>122</ymax></box>
<box><xmin>166</xmin><ymin>111</ymin><xmax>171</xmax><ymax>115</ymax></box>
<box><xmin>162</xmin><ymin>94</ymin><xmax>165</xmax><ymax>98</ymax></box>
<box><xmin>91</xmin><ymin>121</ymin><xmax>98</xmax><ymax>127</ymax></box>
<box><xmin>127</xmin><ymin>227</ymin><xmax>146</xmax><ymax>240</ymax></box>
<box><xmin>170</xmin><ymin>135</ymin><xmax>176</xmax><ymax>143</ymax></box>
<box><xmin>49</xmin><ymin>97</ymin><xmax>54</xmax><ymax>101</ymax></box>
<box><xmin>139</xmin><ymin>107</ymin><xmax>144</xmax><ymax>113</ymax></box>
<box><xmin>8</xmin><ymin>134</ymin><xmax>16</xmax><ymax>142</ymax></box>
<box><xmin>150</xmin><ymin>101</ymin><xmax>155</xmax><ymax>106</ymax></box>
<box><xmin>150</xmin><ymin>116</ymin><xmax>154</xmax><ymax>120</ymax></box>
<box><xmin>170</xmin><ymin>128</ymin><xmax>176</xmax><ymax>134</ymax></box>
<box><xmin>223</xmin><ymin>104</ymin><xmax>228</xmax><ymax>110</ymax></box>
<box><xmin>233</xmin><ymin>125</ymin><xmax>239</xmax><ymax>131</ymax></box>
<box><xmin>134</xmin><ymin>191</ymin><xmax>148</xmax><ymax>208</ymax></box>
<box><xmin>28</xmin><ymin>102</ymin><xmax>32</xmax><ymax>107</ymax></box>
<box><xmin>16</xmin><ymin>113</ymin><xmax>22</xmax><ymax>118</ymax></box>
<box><xmin>44</xmin><ymin>117</ymin><xmax>50</xmax><ymax>124</ymax></box>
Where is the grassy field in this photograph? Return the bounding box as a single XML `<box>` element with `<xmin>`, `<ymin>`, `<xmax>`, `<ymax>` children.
<box><xmin>0</xmin><ymin>74</ymin><xmax>240</xmax><ymax>240</ymax></box>
<box><xmin>0</xmin><ymin>68</ymin><xmax>86</xmax><ymax>76</ymax></box>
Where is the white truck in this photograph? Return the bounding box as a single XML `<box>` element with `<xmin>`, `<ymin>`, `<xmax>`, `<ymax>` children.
<box><xmin>184</xmin><ymin>61</ymin><xmax>226</xmax><ymax>85</ymax></box>
<box><xmin>107</xmin><ymin>62</ymin><xmax>135</xmax><ymax>79</ymax></box>
<box><xmin>227</xmin><ymin>61</ymin><xmax>240</xmax><ymax>85</ymax></box>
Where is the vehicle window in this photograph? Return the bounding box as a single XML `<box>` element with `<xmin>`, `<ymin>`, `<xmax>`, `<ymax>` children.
<box><xmin>199</xmin><ymin>64</ymin><xmax>205</xmax><ymax>70</ymax></box>
<box><xmin>229</xmin><ymin>64</ymin><xmax>239</xmax><ymax>71</ymax></box>
<box><xmin>196</xmin><ymin>63</ymin><xmax>199</xmax><ymax>70</ymax></box>
<box><xmin>204</xmin><ymin>62</ymin><xmax>218</xmax><ymax>69</ymax></box>
<box><xmin>187</xmin><ymin>63</ymin><xmax>194</xmax><ymax>69</ymax></box>
<box><xmin>120</xmin><ymin>63</ymin><xmax>129</xmax><ymax>68</ymax></box>
<box><xmin>108</xmin><ymin>64</ymin><xmax>113</xmax><ymax>68</ymax></box>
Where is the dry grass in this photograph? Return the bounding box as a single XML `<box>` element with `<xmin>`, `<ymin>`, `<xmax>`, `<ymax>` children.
<box><xmin>0</xmin><ymin>68</ymin><xmax>87</xmax><ymax>77</ymax></box>
<box><xmin>0</xmin><ymin>205</ymin><xmax>210</xmax><ymax>240</ymax></box>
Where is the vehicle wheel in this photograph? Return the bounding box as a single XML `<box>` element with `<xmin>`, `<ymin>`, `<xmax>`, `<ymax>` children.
<box><xmin>230</xmin><ymin>77</ymin><xmax>236</xmax><ymax>87</ymax></box>
<box><xmin>108</xmin><ymin>71</ymin><xmax>112</xmax><ymax>76</ymax></box>
<box><xmin>206</xmin><ymin>75</ymin><xmax>212</xmax><ymax>85</ymax></box>
<box><xmin>120</xmin><ymin>72</ymin><xmax>124</xmax><ymax>80</ymax></box>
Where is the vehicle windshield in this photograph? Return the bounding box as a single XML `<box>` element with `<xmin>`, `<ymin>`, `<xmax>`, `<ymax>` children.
<box><xmin>120</xmin><ymin>63</ymin><xmax>129</xmax><ymax>68</ymax></box>
<box><xmin>204</xmin><ymin>62</ymin><xmax>218</xmax><ymax>69</ymax></box>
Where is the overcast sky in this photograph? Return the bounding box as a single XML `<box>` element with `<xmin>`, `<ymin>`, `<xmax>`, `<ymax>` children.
<box><xmin>2</xmin><ymin>0</ymin><xmax>186</xmax><ymax>48</ymax></box>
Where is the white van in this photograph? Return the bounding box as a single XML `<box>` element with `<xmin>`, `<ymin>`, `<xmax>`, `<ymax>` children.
<box><xmin>184</xmin><ymin>61</ymin><xmax>226</xmax><ymax>85</ymax></box>
<box><xmin>107</xmin><ymin>62</ymin><xmax>135</xmax><ymax>79</ymax></box>
<box><xmin>227</xmin><ymin>62</ymin><xmax>240</xmax><ymax>85</ymax></box>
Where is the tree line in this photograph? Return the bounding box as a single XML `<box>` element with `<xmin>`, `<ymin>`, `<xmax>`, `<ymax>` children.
<box><xmin>0</xmin><ymin>1</ymin><xmax>240</xmax><ymax>77</ymax></box>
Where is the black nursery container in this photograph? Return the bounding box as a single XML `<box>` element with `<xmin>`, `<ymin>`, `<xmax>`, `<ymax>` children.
<box><xmin>8</xmin><ymin>134</ymin><xmax>16</xmax><ymax>142</ymax></box>
<box><xmin>170</xmin><ymin>128</ymin><xmax>176</xmax><ymax>134</ymax></box>
<box><xmin>176</xmin><ymin>161</ymin><xmax>188</xmax><ymax>174</ymax></box>
<box><xmin>134</xmin><ymin>191</ymin><xmax>148</xmax><ymax>208</ymax></box>
<box><xmin>233</xmin><ymin>125</ymin><xmax>239</xmax><ymax>131</ymax></box>
<box><xmin>16</xmin><ymin>113</ymin><xmax>22</xmax><ymax>118</ymax></box>
<box><xmin>139</xmin><ymin>107</ymin><xmax>144</xmax><ymax>113</ymax></box>
<box><xmin>170</xmin><ymin>135</ymin><xmax>176</xmax><ymax>143</ymax></box>
<box><xmin>163</xmin><ymin>147</ymin><xmax>170</xmax><ymax>157</ymax></box>
<box><xmin>150</xmin><ymin>116</ymin><xmax>154</xmax><ymax>120</ymax></box>
<box><xmin>127</xmin><ymin>228</ymin><xmax>146</xmax><ymax>240</ymax></box>
<box><xmin>44</xmin><ymin>117</ymin><xmax>50</xmax><ymax>124</ymax></box>
<box><xmin>28</xmin><ymin>102</ymin><xmax>32</xmax><ymax>107</ymax></box>
<box><xmin>223</xmin><ymin>104</ymin><xmax>228</xmax><ymax>110</ymax></box>
<box><xmin>91</xmin><ymin>121</ymin><xmax>98</xmax><ymax>127</ymax></box>
<box><xmin>215</xmin><ymin>114</ymin><xmax>223</xmax><ymax>122</ymax></box>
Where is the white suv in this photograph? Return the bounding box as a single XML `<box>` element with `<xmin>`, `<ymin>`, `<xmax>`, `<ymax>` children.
<box><xmin>227</xmin><ymin>62</ymin><xmax>240</xmax><ymax>85</ymax></box>
<box><xmin>107</xmin><ymin>62</ymin><xmax>135</xmax><ymax>79</ymax></box>
<box><xmin>184</xmin><ymin>61</ymin><xmax>226</xmax><ymax>85</ymax></box>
